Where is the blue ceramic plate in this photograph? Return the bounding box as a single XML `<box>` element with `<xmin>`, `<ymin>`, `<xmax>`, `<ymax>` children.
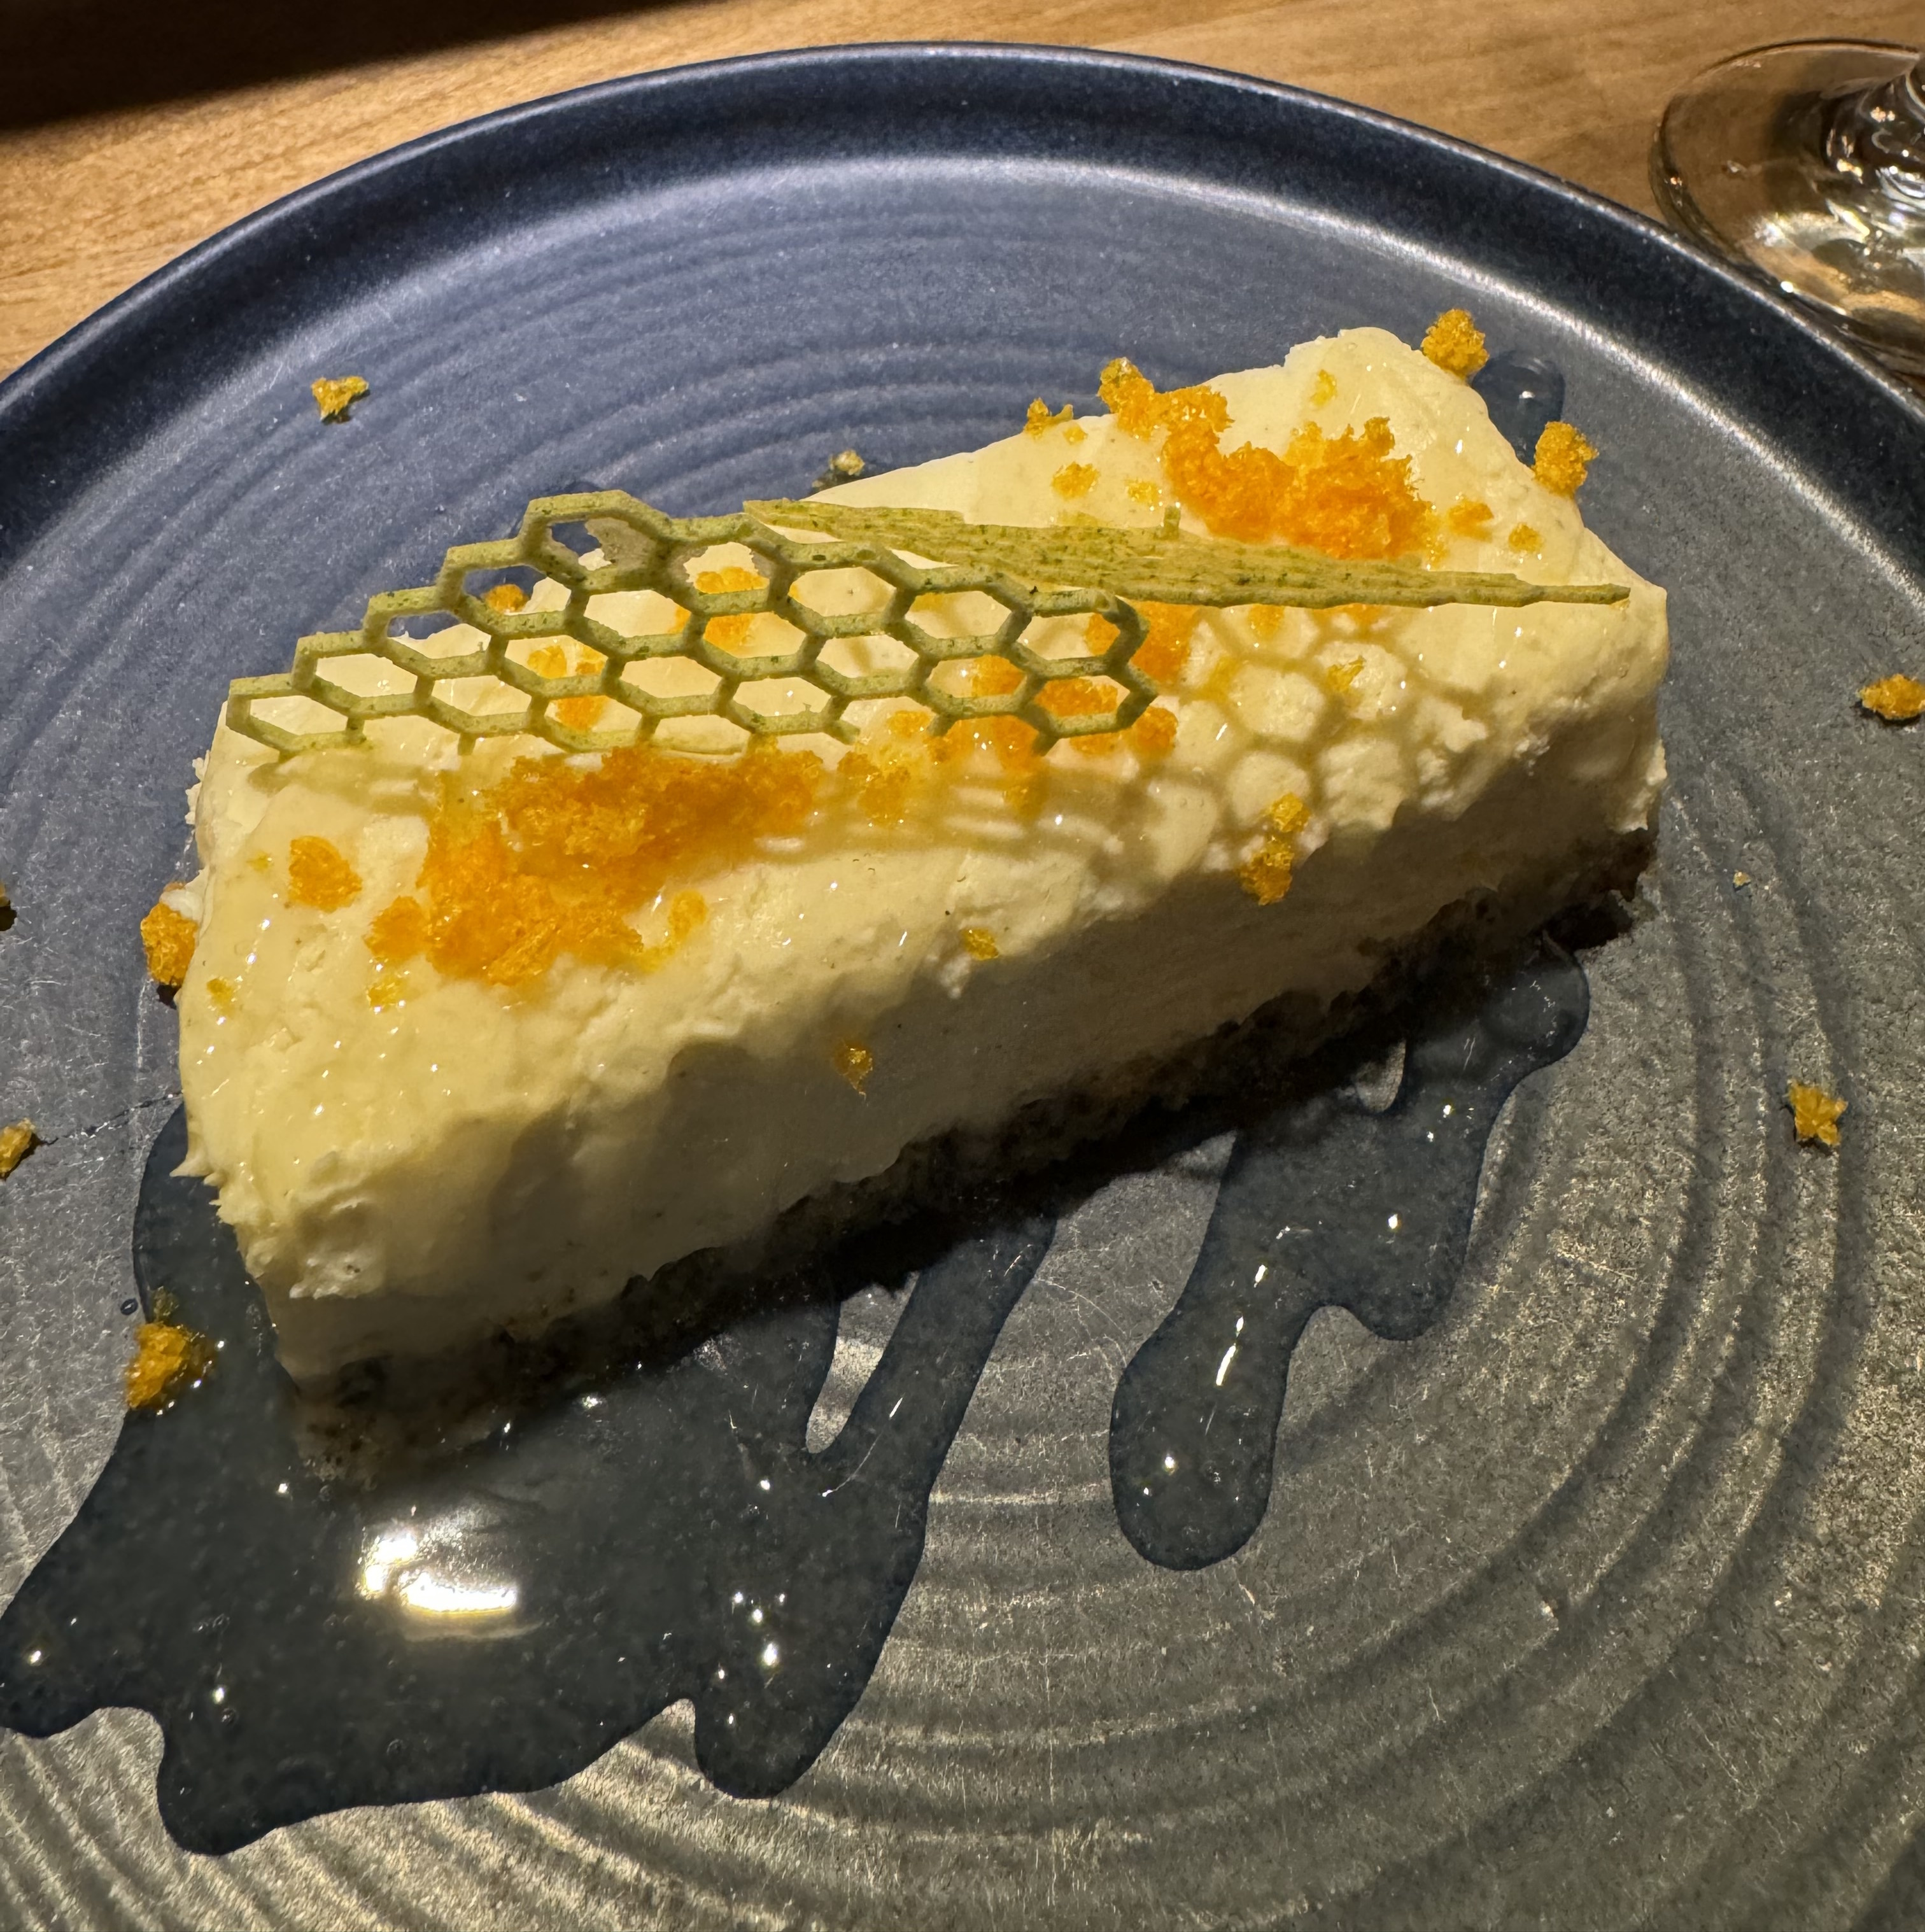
<box><xmin>3</xmin><ymin>43</ymin><xmax>1924</xmax><ymax>1929</ymax></box>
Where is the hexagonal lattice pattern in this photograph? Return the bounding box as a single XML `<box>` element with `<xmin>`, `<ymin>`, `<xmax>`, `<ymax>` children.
<box><xmin>227</xmin><ymin>491</ymin><xmax>1629</xmax><ymax>759</ymax></box>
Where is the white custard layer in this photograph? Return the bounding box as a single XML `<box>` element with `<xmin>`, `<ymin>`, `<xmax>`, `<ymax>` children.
<box><xmin>175</xmin><ymin>328</ymin><xmax>1668</xmax><ymax>1380</ymax></box>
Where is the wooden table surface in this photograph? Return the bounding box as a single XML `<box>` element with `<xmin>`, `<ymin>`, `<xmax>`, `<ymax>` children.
<box><xmin>0</xmin><ymin>0</ymin><xmax>1919</xmax><ymax>381</ymax></box>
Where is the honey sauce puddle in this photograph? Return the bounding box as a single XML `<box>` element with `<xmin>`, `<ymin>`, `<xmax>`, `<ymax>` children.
<box><xmin>0</xmin><ymin>939</ymin><xmax>1581</xmax><ymax>1850</ymax></box>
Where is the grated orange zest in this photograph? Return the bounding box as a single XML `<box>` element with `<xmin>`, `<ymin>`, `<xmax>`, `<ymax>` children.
<box><xmin>1534</xmin><ymin>421</ymin><xmax>1598</xmax><ymax>497</ymax></box>
<box><xmin>140</xmin><ymin>898</ymin><xmax>197</xmax><ymax>988</ymax></box>
<box><xmin>1134</xmin><ymin>603</ymin><xmax>1201</xmax><ymax>684</ymax></box>
<box><xmin>1127</xmin><ymin>703</ymin><xmax>1178</xmax><ymax>758</ymax></box>
<box><xmin>287</xmin><ymin>836</ymin><xmax>362</xmax><ymax>912</ymax></box>
<box><xmin>125</xmin><ymin>1318</ymin><xmax>216</xmax><ymax>1410</ymax></box>
<box><xmin>1420</xmin><ymin>309</ymin><xmax>1489</xmax><ymax>379</ymax></box>
<box><xmin>695</xmin><ymin>567</ymin><xmax>766</xmax><ymax>651</ymax></box>
<box><xmin>367</xmin><ymin>746</ymin><xmax>802</xmax><ymax>989</ymax></box>
<box><xmin>1859</xmin><ymin>673</ymin><xmax>1925</xmax><ymax>723</ymax></box>
<box><xmin>1236</xmin><ymin>793</ymin><xmax>1311</xmax><ymax>905</ymax></box>
<box><xmin>0</xmin><ymin>1120</ymin><xmax>36</xmax><ymax>1180</ymax></box>
<box><xmin>529</xmin><ymin>641</ymin><xmax>608</xmax><ymax>731</ymax></box>
<box><xmin>311</xmin><ymin>376</ymin><xmax>368</xmax><ymax>421</ymax></box>
<box><xmin>1787</xmin><ymin>1080</ymin><xmax>1846</xmax><ymax>1147</ymax></box>
<box><xmin>1099</xmin><ymin>357</ymin><xmax>1435</xmax><ymax>557</ymax></box>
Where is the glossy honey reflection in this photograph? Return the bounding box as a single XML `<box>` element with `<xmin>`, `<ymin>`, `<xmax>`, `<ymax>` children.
<box><xmin>0</xmin><ymin>938</ymin><xmax>1586</xmax><ymax>1851</ymax></box>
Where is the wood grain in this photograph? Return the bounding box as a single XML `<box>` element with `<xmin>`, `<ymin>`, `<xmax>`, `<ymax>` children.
<box><xmin>0</xmin><ymin>0</ymin><xmax>1917</xmax><ymax>377</ymax></box>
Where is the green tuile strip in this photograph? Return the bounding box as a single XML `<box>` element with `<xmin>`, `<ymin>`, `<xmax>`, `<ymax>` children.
<box><xmin>224</xmin><ymin>488</ymin><xmax>1632</xmax><ymax>761</ymax></box>
<box><xmin>745</xmin><ymin>500</ymin><xmax>1632</xmax><ymax>610</ymax></box>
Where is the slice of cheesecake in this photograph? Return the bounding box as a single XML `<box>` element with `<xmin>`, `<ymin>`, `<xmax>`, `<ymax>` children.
<box><xmin>167</xmin><ymin>323</ymin><xmax>1667</xmax><ymax>1382</ymax></box>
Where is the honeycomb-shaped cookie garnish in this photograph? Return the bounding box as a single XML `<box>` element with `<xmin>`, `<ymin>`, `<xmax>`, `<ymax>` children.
<box><xmin>225</xmin><ymin>493</ymin><xmax>1630</xmax><ymax>761</ymax></box>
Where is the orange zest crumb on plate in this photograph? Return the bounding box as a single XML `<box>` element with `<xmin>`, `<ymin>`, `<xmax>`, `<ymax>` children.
<box><xmin>310</xmin><ymin>376</ymin><xmax>369</xmax><ymax>421</ymax></box>
<box><xmin>1858</xmin><ymin>673</ymin><xmax>1925</xmax><ymax>722</ymax></box>
<box><xmin>1507</xmin><ymin>523</ymin><xmax>1542</xmax><ymax>552</ymax></box>
<box><xmin>1533</xmin><ymin>421</ymin><xmax>1598</xmax><ymax>496</ymax></box>
<box><xmin>1420</xmin><ymin>308</ymin><xmax>1489</xmax><ymax>379</ymax></box>
<box><xmin>139</xmin><ymin>898</ymin><xmax>197</xmax><ymax>988</ymax></box>
<box><xmin>1786</xmin><ymin>1080</ymin><xmax>1846</xmax><ymax>1147</ymax></box>
<box><xmin>1051</xmin><ymin>462</ymin><xmax>1099</xmax><ymax>500</ymax></box>
<box><xmin>125</xmin><ymin>1316</ymin><xmax>217</xmax><ymax>1411</ymax></box>
<box><xmin>1025</xmin><ymin>399</ymin><xmax>1074</xmax><ymax>436</ymax></box>
<box><xmin>0</xmin><ymin>1120</ymin><xmax>38</xmax><ymax>1180</ymax></box>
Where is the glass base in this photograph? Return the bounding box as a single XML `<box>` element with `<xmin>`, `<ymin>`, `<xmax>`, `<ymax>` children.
<box><xmin>1653</xmin><ymin>40</ymin><xmax>1925</xmax><ymax>380</ymax></box>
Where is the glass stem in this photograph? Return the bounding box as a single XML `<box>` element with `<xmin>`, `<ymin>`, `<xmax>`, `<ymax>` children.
<box><xmin>1824</xmin><ymin>53</ymin><xmax>1925</xmax><ymax>202</ymax></box>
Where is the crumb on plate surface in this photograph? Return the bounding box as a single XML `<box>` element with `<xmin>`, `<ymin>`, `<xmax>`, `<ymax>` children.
<box><xmin>1787</xmin><ymin>1080</ymin><xmax>1846</xmax><ymax>1147</ymax></box>
<box><xmin>0</xmin><ymin>1120</ymin><xmax>37</xmax><ymax>1179</ymax></box>
<box><xmin>1858</xmin><ymin>673</ymin><xmax>1925</xmax><ymax>722</ymax></box>
<box><xmin>310</xmin><ymin>375</ymin><xmax>369</xmax><ymax>421</ymax></box>
<box><xmin>125</xmin><ymin>1316</ymin><xmax>217</xmax><ymax>1411</ymax></box>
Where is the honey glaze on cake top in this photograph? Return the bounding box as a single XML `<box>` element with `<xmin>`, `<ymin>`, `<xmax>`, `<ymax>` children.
<box><xmin>171</xmin><ymin>325</ymin><xmax>1667</xmax><ymax>1377</ymax></box>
